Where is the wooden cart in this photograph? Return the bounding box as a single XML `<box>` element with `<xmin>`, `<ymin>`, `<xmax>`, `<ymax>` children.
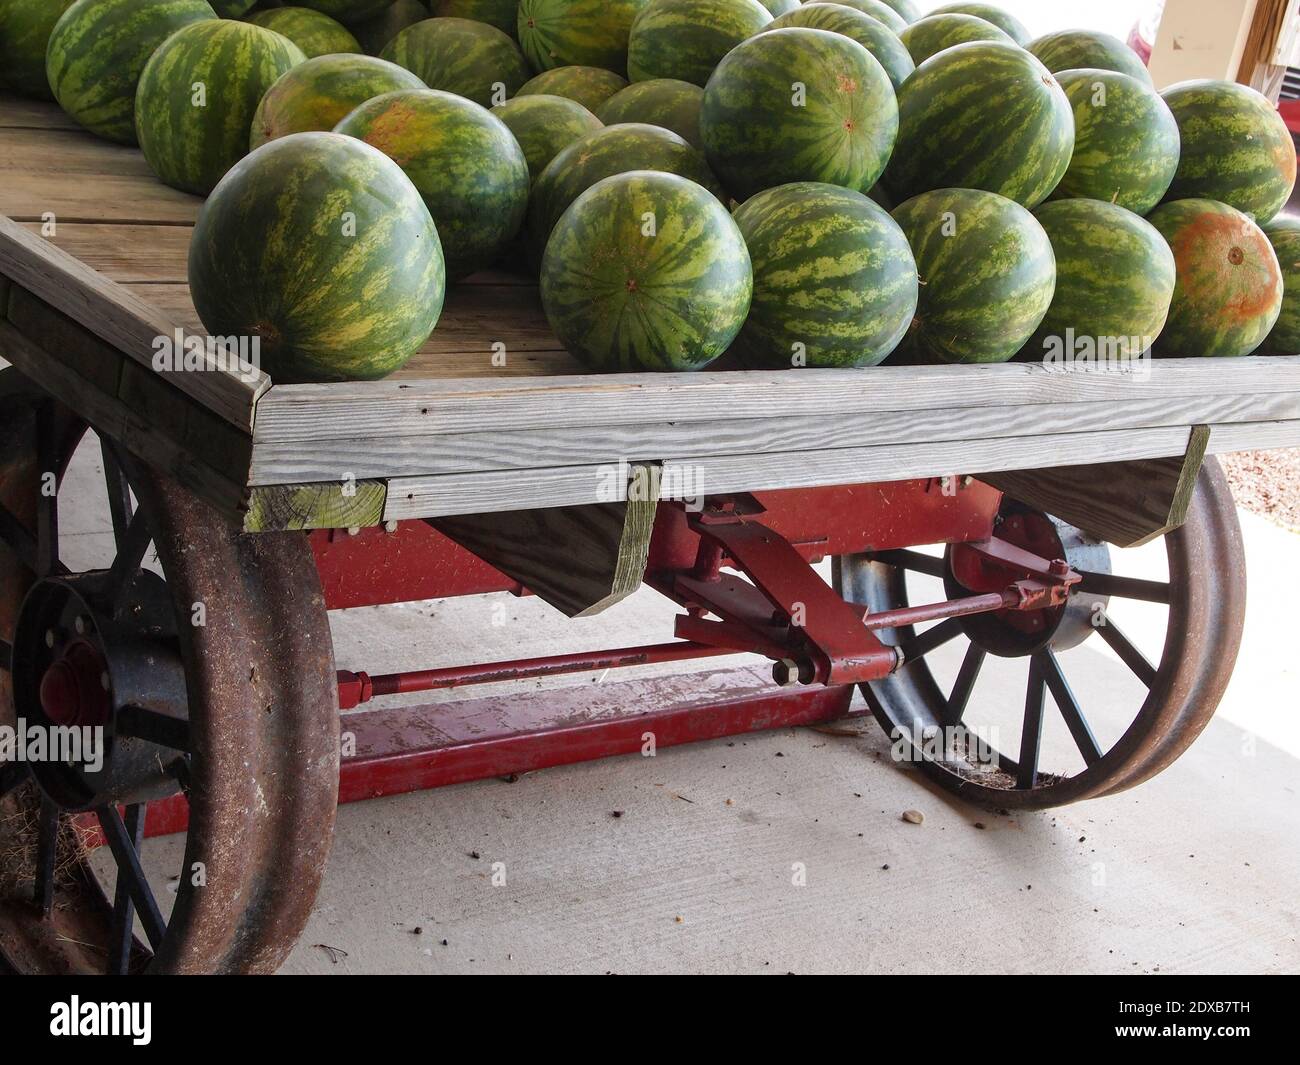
<box><xmin>1</xmin><ymin>94</ymin><xmax>1297</xmax><ymax>973</ymax></box>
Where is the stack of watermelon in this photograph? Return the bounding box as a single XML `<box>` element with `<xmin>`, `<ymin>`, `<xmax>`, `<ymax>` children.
<box><xmin>6</xmin><ymin>0</ymin><xmax>1298</xmax><ymax>380</ymax></box>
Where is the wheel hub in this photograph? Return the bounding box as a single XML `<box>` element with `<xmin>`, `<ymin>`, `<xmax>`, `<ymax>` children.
<box><xmin>11</xmin><ymin>569</ymin><xmax>188</xmax><ymax>810</ymax></box>
<box><xmin>946</xmin><ymin>504</ymin><xmax>1111</xmax><ymax>657</ymax></box>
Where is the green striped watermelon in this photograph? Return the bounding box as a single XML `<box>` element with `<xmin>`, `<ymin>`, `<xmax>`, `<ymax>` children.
<box><xmin>247</xmin><ymin>7</ymin><xmax>361</xmax><ymax>58</ymax></box>
<box><xmin>335</xmin><ymin>88</ymin><xmax>529</xmax><ymax>278</ymax></box>
<box><xmin>46</xmin><ymin>0</ymin><xmax>217</xmax><ymax>144</ymax></box>
<box><xmin>1259</xmin><ymin>217</ymin><xmax>1300</xmax><ymax>355</ymax></box>
<box><xmin>884</xmin><ymin>42</ymin><xmax>1074</xmax><ymax>209</ymax></box>
<box><xmin>765</xmin><ymin>3</ymin><xmax>914</xmax><ymax>90</ymax></box>
<box><xmin>1147</xmin><ymin>198</ymin><xmax>1283</xmax><ymax>357</ymax></box>
<box><xmin>628</xmin><ymin>0</ymin><xmax>773</xmax><ymax>87</ymax></box>
<box><xmin>874</xmin><ymin>0</ymin><xmax>918</xmax><ymax>21</ymax></box>
<box><xmin>251</xmin><ymin>54</ymin><xmax>425</xmax><ymax>148</ymax></box>
<box><xmin>733</xmin><ymin>182</ymin><xmax>917</xmax><ymax>368</ymax></box>
<box><xmin>517</xmin><ymin>65</ymin><xmax>627</xmax><ymax>110</ymax></box>
<box><xmin>491</xmin><ymin>93</ymin><xmax>602</xmax><ymax>178</ymax></box>
<box><xmin>898</xmin><ymin>13</ymin><xmax>1013</xmax><ymax>66</ymax></box>
<box><xmin>380</xmin><ymin>16</ymin><xmax>529</xmax><ymax>106</ymax></box>
<box><xmin>701</xmin><ymin>28</ymin><xmax>897</xmax><ymax>202</ymax></box>
<box><xmin>806</xmin><ymin>0</ymin><xmax>905</xmax><ymax>34</ymax></box>
<box><xmin>0</xmin><ymin>0</ymin><xmax>75</xmax><ymax>99</ymax></box>
<box><xmin>597</xmin><ymin>78</ymin><xmax>704</xmax><ymax>147</ymax></box>
<box><xmin>1026</xmin><ymin>199</ymin><xmax>1175</xmax><ymax>363</ymax></box>
<box><xmin>758</xmin><ymin>0</ymin><xmax>800</xmax><ymax>14</ymax></box>
<box><xmin>540</xmin><ymin>170</ymin><xmax>752</xmax><ymax>371</ymax></box>
<box><xmin>517</xmin><ymin>0</ymin><xmax>648</xmax><ymax>76</ymax></box>
<box><xmin>296</xmin><ymin>0</ymin><xmax>392</xmax><ymax>19</ymax></box>
<box><xmin>527</xmin><ymin>121</ymin><xmax>723</xmax><ymax>258</ymax></box>
<box><xmin>1052</xmin><ymin>69</ymin><xmax>1178</xmax><ymax>216</ymax></box>
<box><xmin>135</xmin><ymin>20</ymin><xmax>305</xmax><ymax>194</ymax></box>
<box><xmin>350</xmin><ymin>0</ymin><xmax>429</xmax><ymax>55</ymax></box>
<box><xmin>890</xmin><ymin>188</ymin><xmax>1057</xmax><ymax>363</ymax></box>
<box><xmin>1161</xmin><ymin>80</ymin><xmax>1297</xmax><ymax>225</ymax></box>
<box><xmin>432</xmin><ymin>0</ymin><xmax>518</xmax><ymax>38</ymax></box>
<box><xmin>1028</xmin><ymin>29</ymin><xmax>1153</xmax><ymax>86</ymax></box>
<box><xmin>928</xmin><ymin>3</ymin><xmax>1029</xmax><ymax>45</ymax></box>
<box><xmin>189</xmin><ymin>131</ymin><xmax>444</xmax><ymax>383</ymax></box>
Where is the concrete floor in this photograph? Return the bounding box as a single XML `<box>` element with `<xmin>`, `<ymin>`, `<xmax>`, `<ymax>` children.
<box><xmin>23</xmin><ymin>432</ymin><xmax>1300</xmax><ymax>973</ymax></box>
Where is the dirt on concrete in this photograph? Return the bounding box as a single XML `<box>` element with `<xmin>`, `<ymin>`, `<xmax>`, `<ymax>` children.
<box><xmin>1221</xmin><ymin>448</ymin><xmax>1300</xmax><ymax>533</ymax></box>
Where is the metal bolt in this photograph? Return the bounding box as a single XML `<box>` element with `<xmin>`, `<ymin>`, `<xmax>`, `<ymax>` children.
<box><xmin>100</xmin><ymin>671</ymin><xmax>111</xmax><ymax>692</ymax></box>
<box><xmin>347</xmin><ymin>526</ymin><xmax>360</xmax><ymax>536</ymax></box>
<box><xmin>772</xmin><ymin>659</ymin><xmax>799</xmax><ymax>687</ymax></box>
<box><xmin>74</xmin><ymin>615</ymin><xmax>87</xmax><ymax>635</ymax></box>
<box><xmin>962</xmin><ymin>475</ymin><xmax>974</xmax><ymax>487</ymax></box>
<box><xmin>1049</xmin><ymin>558</ymin><xmax>1070</xmax><ymax>577</ymax></box>
<box><xmin>384</xmin><ymin>520</ymin><xmax>398</xmax><ymax>534</ymax></box>
<box><xmin>45</xmin><ymin>628</ymin><xmax>56</xmax><ymax>648</ymax></box>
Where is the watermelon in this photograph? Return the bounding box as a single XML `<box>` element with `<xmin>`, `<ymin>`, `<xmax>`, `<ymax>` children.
<box><xmin>247</xmin><ymin>7</ymin><xmax>361</xmax><ymax>57</ymax></box>
<box><xmin>188</xmin><ymin>132</ymin><xmax>444</xmax><ymax>383</ymax></box>
<box><xmin>517</xmin><ymin>0</ymin><xmax>648</xmax><ymax>76</ymax></box>
<box><xmin>1028</xmin><ymin>29</ymin><xmax>1153</xmax><ymax>86</ymax></box>
<box><xmin>805</xmin><ymin>0</ymin><xmax>904</xmax><ymax>34</ymax></box>
<box><xmin>898</xmin><ymin>13</ymin><xmax>1013</xmax><ymax>67</ymax></box>
<box><xmin>432</xmin><ymin>0</ymin><xmax>518</xmax><ymax>38</ymax></box>
<box><xmin>628</xmin><ymin>0</ymin><xmax>773</xmax><ymax>87</ymax></box>
<box><xmin>0</xmin><ymin>0</ymin><xmax>75</xmax><ymax>99</ymax></box>
<box><xmin>757</xmin><ymin>0</ymin><xmax>800</xmax><ymax>14</ymax></box>
<box><xmin>212</xmin><ymin>0</ymin><xmax>257</xmax><ymax>14</ymax></box>
<box><xmin>927</xmin><ymin>3</ymin><xmax>1029</xmax><ymax>45</ymax></box>
<box><xmin>540</xmin><ymin>170</ymin><xmax>752</xmax><ymax>371</ymax></box>
<box><xmin>349</xmin><ymin>0</ymin><xmax>429</xmax><ymax>55</ymax></box>
<box><xmin>884</xmin><ymin>42</ymin><xmax>1074</xmax><ymax>210</ymax></box>
<box><xmin>296</xmin><ymin>0</ymin><xmax>392</xmax><ymax>19</ymax></box>
<box><xmin>527</xmin><ymin>121</ymin><xmax>722</xmax><ymax>256</ymax></box>
<box><xmin>1052</xmin><ymin>69</ymin><xmax>1179</xmax><ymax>216</ymax></box>
<box><xmin>1147</xmin><ymin>199</ymin><xmax>1283</xmax><ymax>357</ymax></box>
<box><xmin>700</xmin><ymin>28</ymin><xmax>897</xmax><ymax>202</ymax></box>
<box><xmin>251</xmin><ymin>54</ymin><xmax>425</xmax><ymax>149</ymax></box>
<box><xmin>1259</xmin><ymin>217</ymin><xmax>1300</xmax><ymax>355</ymax></box>
<box><xmin>517</xmin><ymin>65</ymin><xmax>627</xmax><ymax>110</ymax></box>
<box><xmin>873</xmin><ymin>0</ymin><xmax>918</xmax><ymax>21</ymax></box>
<box><xmin>135</xmin><ymin>20</ymin><xmax>305</xmax><ymax>194</ymax></box>
<box><xmin>335</xmin><ymin>88</ymin><xmax>529</xmax><ymax>278</ymax></box>
<box><xmin>491</xmin><ymin>93</ymin><xmax>602</xmax><ymax>178</ymax></box>
<box><xmin>46</xmin><ymin>0</ymin><xmax>217</xmax><ymax>145</ymax></box>
<box><xmin>1162</xmin><ymin>80</ymin><xmax>1297</xmax><ymax>225</ymax></box>
<box><xmin>597</xmin><ymin>78</ymin><xmax>703</xmax><ymax>147</ymax></box>
<box><xmin>380</xmin><ymin>16</ymin><xmax>529</xmax><ymax>106</ymax></box>
<box><xmin>890</xmin><ymin>188</ymin><xmax>1057</xmax><ymax>364</ymax></box>
<box><xmin>764</xmin><ymin>3</ymin><xmax>913</xmax><ymax>90</ymax></box>
<box><xmin>1026</xmin><ymin>199</ymin><xmax>1175</xmax><ymax>364</ymax></box>
<box><xmin>733</xmin><ymin>182</ymin><xmax>917</xmax><ymax>368</ymax></box>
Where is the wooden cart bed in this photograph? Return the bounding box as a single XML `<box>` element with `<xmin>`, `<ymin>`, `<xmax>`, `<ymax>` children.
<box><xmin>4</xmin><ymin>93</ymin><xmax>1300</xmax><ymax>534</ymax></box>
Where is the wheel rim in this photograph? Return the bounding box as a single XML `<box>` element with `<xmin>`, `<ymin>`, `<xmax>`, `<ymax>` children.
<box><xmin>833</xmin><ymin>461</ymin><xmax>1246</xmax><ymax>810</ymax></box>
<box><xmin>0</xmin><ymin>372</ymin><xmax>339</xmax><ymax>973</ymax></box>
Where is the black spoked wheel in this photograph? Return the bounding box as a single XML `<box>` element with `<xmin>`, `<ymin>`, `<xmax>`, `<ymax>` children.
<box><xmin>0</xmin><ymin>370</ymin><xmax>339</xmax><ymax>973</ymax></box>
<box><xmin>833</xmin><ymin>461</ymin><xmax>1246</xmax><ymax>810</ymax></box>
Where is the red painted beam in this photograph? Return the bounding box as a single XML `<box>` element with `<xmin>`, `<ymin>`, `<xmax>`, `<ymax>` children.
<box><xmin>79</xmin><ymin>667</ymin><xmax>859</xmax><ymax>844</ymax></box>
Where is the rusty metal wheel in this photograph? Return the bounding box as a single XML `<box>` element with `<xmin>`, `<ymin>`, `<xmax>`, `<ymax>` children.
<box><xmin>0</xmin><ymin>370</ymin><xmax>339</xmax><ymax>973</ymax></box>
<box><xmin>833</xmin><ymin>460</ymin><xmax>1246</xmax><ymax>810</ymax></box>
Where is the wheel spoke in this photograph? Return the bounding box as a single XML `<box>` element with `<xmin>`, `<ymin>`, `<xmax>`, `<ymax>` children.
<box><xmin>1040</xmin><ymin>650</ymin><xmax>1103</xmax><ymax>767</ymax></box>
<box><xmin>1076</xmin><ymin>571</ymin><xmax>1171</xmax><ymax>604</ymax></box>
<box><xmin>33</xmin><ymin>794</ymin><xmax>58</xmax><ymax>915</ymax></box>
<box><xmin>1017</xmin><ymin>658</ymin><xmax>1047</xmax><ymax>789</ymax></box>
<box><xmin>116</xmin><ymin>704</ymin><xmax>190</xmax><ymax>752</ymax></box>
<box><xmin>1097</xmin><ymin>619</ymin><xmax>1158</xmax><ymax>688</ymax></box>
<box><xmin>100</xmin><ymin>438</ymin><xmax>134</xmax><ymax>552</ymax></box>
<box><xmin>0</xmin><ymin>500</ymin><xmax>38</xmax><ymax>571</ymax></box>
<box><xmin>107</xmin><ymin>804</ymin><xmax>145</xmax><ymax>975</ymax></box>
<box><xmin>96</xmin><ymin>804</ymin><xmax>166</xmax><ymax>951</ymax></box>
<box><xmin>106</xmin><ymin>510</ymin><xmax>152</xmax><ymax>607</ymax></box>
<box><xmin>943</xmin><ymin>642</ymin><xmax>986</xmax><ymax>727</ymax></box>
<box><xmin>899</xmin><ymin>617</ymin><xmax>963</xmax><ymax>663</ymax></box>
<box><xmin>0</xmin><ymin>636</ymin><xmax>11</xmax><ymax>673</ymax></box>
<box><xmin>871</xmin><ymin>548</ymin><xmax>947</xmax><ymax>578</ymax></box>
<box><xmin>0</xmin><ymin>761</ymin><xmax>29</xmax><ymax>800</ymax></box>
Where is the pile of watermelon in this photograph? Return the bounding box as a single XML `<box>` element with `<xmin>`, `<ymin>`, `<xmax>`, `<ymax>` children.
<box><xmin>4</xmin><ymin>0</ymin><xmax>1298</xmax><ymax>380</ymax></box>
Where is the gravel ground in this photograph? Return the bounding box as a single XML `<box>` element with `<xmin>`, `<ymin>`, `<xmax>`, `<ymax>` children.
<box><xmin>1221</xmin><ymin>448</ymin><xmax>1300</xmax><ymax>532</ymax></box>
